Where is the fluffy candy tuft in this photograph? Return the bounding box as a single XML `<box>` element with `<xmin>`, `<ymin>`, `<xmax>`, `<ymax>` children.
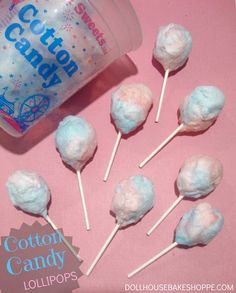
<box><xmin>55</xmin><ymin>115</ymin><xmax>97</xmax><ymax>171</ymax></box>
<box><xmin>153</xmin><ymin>23</ymin><xmax>192</xmax><ymax>71</ymax></box>
<box><xmin>6</xmin><ymin>170</ymin><xmax>50</xmax><ymax>217</ymax></box>
<box><xmin>111</xmin><ymin>175</ymin><xmax>155</xmax><ymax>227</ymax></box>
<box><xmin>111</xmin><ymin>83</ymin><xmax>153</xmax><ymax>134</ymax></box>
<box><xmin>179</xmin><ymin>86</ymin><xmax>225</xmax><ymax>132</ymax></box>
<box><xmin>175</xmin><ymin>202</ymin><xmax>224</xmax><ymax>246</ymax></box>
<box><xmin>177</xmin><ymin>155</ymin><xmax>223</xmax><ymax>199</ymax></box>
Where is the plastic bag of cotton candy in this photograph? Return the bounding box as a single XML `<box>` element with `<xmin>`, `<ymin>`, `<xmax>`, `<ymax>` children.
<box><xmin>0</xmin><ymin>0</ymin><xmax>142</xmax><ymax>136</ymax></box>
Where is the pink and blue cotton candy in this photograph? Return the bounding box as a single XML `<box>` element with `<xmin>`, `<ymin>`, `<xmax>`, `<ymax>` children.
<box><xmin>179</xmin><ymin>86</ymin><xmax>225</xmax><ymax>132</ymax></box>
<box><xmin>154</xmin><ymin>23</ymin><xmax>192</xmax><ymax>71</ymax></box>
<box><xmin>177</xmin><ymin>155</ymin><xmax>223</xmax><ymax>199</ymax></box>
<box><xmin>6</xmin><ymin>170</ymin><xmax>50</xmax><ymax>217</ymax></box>
<box><xmin>175</xmin><ymin>202</ymin><xmax>224</xmax><ymax>246</ymax></box>
<box><xmin>111</xmin><ymin>175</ymin><xmax>155</xmax><ymax>227</ymax></box>
<box><xmin>55</xmin><ymin>115</ymin><xmax>97</xmax><ymax>171</ymax></box>
<box><xmin>111</xmin><ymin>84</ymin><xmax>153</xmax><ymax>134</ymax></box>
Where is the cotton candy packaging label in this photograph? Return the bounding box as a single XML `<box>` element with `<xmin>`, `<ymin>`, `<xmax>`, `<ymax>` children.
<box><xmin>0</xmin><ymin>0</ymin><xmax>142</xmax><ymax>136</ymax></box>
<box><xmin>0</xmin><ymin>0</ymin><xmax>110</xmax><ymax>135</ymax></box>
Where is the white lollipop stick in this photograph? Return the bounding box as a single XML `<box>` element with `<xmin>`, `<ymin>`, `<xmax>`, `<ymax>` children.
<box><xmin>86</xmin><ymin>223</ymin><xmax>120</xmax><ymax>276</ymax></box>
<box><xmin>77</xmin><ymin>170</ymin><xmax>90</xmax><ymax>230</ymax></box>
<box><xmin>147</xmin><ymin>195</ymin><xmax>184</xmax><ymax>236</ymax></box>
<box><xmin>155</xmin><ymin>69</ymin><xmax>170</xmax><ymax>123</ymax></box>
<box><xmin>128</xmin><ymin>242</ymin><xmax>178</xmax><ymax>278</ymax></box>
<box><xmin>139</xmin><ymin>124</ymin><xmax>184</xmax><ymax>168</ymax></box>
<box><xmin>44</xmin><ymin>215</ymin><xmax>81</xmax><ymax>262</ymax></box>
<box><xmin>104</xmin><ymin>131</ymin><xmax>122</xmax><ymax>182</ymax></box>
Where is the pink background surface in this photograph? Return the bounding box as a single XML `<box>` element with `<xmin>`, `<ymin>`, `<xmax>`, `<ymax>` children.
<box><xmin>0</xmin><ymin>0</ymin><xmax>236</xmax><ymax>292</ymax></box>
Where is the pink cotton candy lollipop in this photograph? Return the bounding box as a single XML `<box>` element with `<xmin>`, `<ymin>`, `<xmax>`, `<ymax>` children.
<box><xmin>154</xmin><ymin>23</ymin><xmax>192</xmax><ymax>122</ymax></box>
<box><xmin>86</xmin><ymin>175</ymin><xmax>155</xmax><ymax>275</ymax></box>
<box><xmin>147</xmin><ymin>155</ymin><xmax>223</xmax><ymax>236</ymax></box>
<box><xmin>128</xmin><ymin>202</ymin><xmax>224</xmax><ymax>278</ymax></box>
<box><xmin>104</xmin><ymin>83</ymin><xmax>153</xmax><ymax>181</ymax></box>
<box><xmin>139</xmin><ymin>86</ymin><xmax>225</xmax><ymax>168</ymax></box>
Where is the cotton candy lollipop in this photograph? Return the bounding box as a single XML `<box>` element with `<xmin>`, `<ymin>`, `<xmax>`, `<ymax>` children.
<box><xmin>55</xmin><ymin>115</ymin><xmax>97</xmax><ymax>230</ymax></box>
<box><xmin>86</xmin><ymin>175</ymin><xmax>155</xmax><ymax>275</ymax></box>
<box><xmin>128</xmin><ymin>202</ymin><xmax>224</xmax><ymax>278</ymax></box>
<box><xmin>140</xmin><ymin>86</ymin><xmax>225</xmax><ymax>168</ymax></box>
<box><xmin>104</xmin><ymin>83</ymin><xmax>153</xmax><ymax>181</ymax></box>
<box><xmin>6</xmin><ymin>170</ymin><xmax>81</xmax><ymax>262</ymax></box>
<box><xmin>154</xmin><ymin>23</ymin><xmax>192</xmax><ymax>122</ymax></box>
<box><xmin>147</xmin><ymin>155</ymin><xmax>223</xmax><ymax>235</ymax></box>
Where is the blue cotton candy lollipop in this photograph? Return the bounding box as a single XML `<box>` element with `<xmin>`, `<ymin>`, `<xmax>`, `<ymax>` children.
<box><xmin>6</xmin><ymin>170</ymin><xmax>81</xmax><ymax>262</ymax></box>
<box><xmin>176</xmin><ymin>155</ymin><xmax>223</xmax><ymax>199</ymax></box>
<box><xmin>179</xmin><ymin>86</ymin><xmax>225</xmax><ymax>132</ymax></box>
<box><xmin>55</xmin><ymin>115</ymin><xmax>97</xmax><ymax>231</ymax></box>
<box><xmin>153</xmin><ymin>23</ymin><xmax>192</xmax><ymax>122</ymax></box>
<box><xmin>128</xmin><ymin>202</ymin><xmax>224</xmax><ymax>278</ymax></box>
<box><xmin>147</xmin><ymin>155</ymin><xmax>223</xmax><ymax>236</ymax></box>
<box><xmin>175</xmin><ymin>202</ymin><xmax>224</xmax><ymax>246</ymax></box>
<box><xmin>6</xmin><ymin>170</ymin><xmax>50</xmax><ymax>217</ymax></box>
<box><xmin>111</xmin><ymin>175</ymin><xmax>155</xmax><ymax>227</ymax></box>
<box><xmin>104</xmin><ymin>83</ymin><xmax>153</xmax><ymax>182</ymax></box>
<box><xmin>55</xmin><ymin>116</ymin><xmax>97</xmax><ymax>171</ymax></box>
<box><xmin>139</xmin><ymin>86</ymin><xmax>225</xmax><ymax>168</ymax></box>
